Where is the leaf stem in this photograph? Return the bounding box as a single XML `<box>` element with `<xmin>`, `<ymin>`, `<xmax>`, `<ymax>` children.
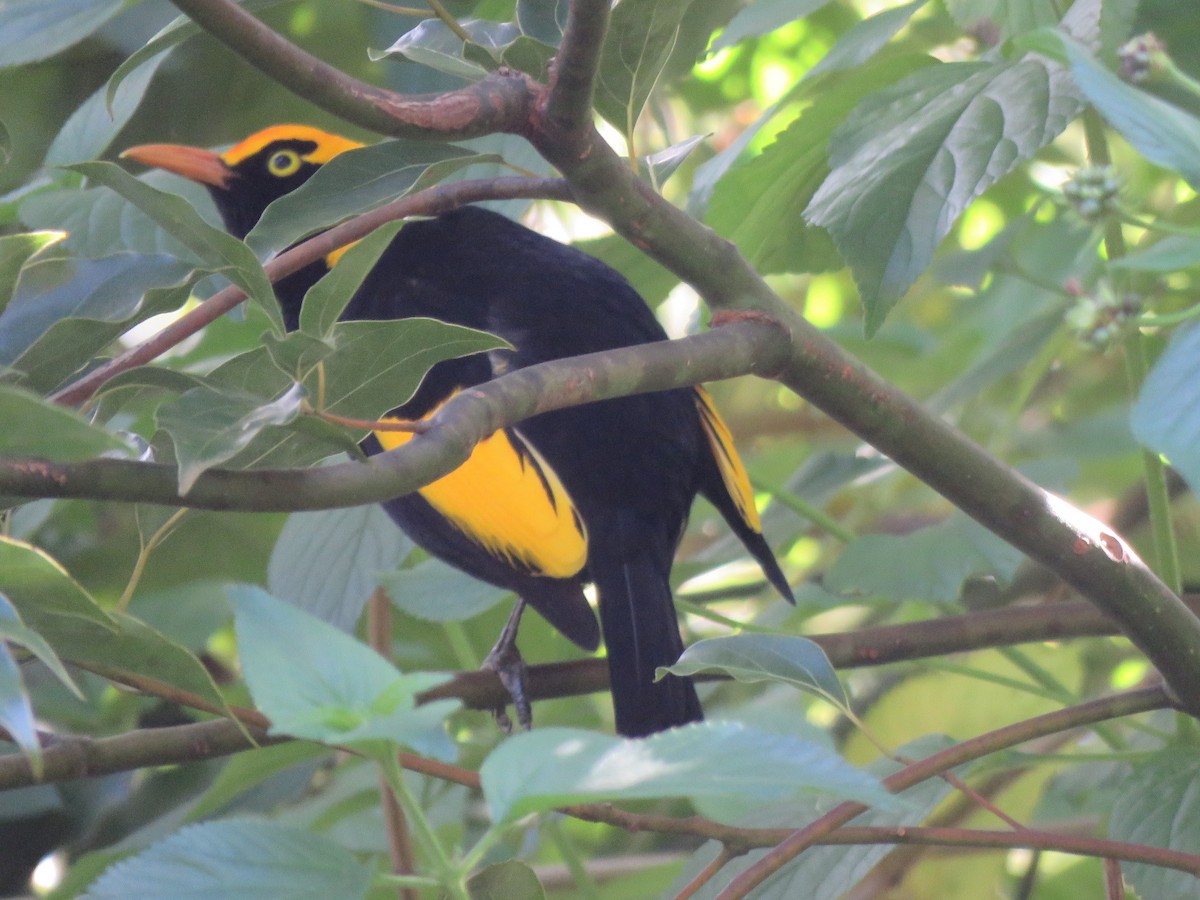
<box><xmin>382</xmin><ymin>750</ymin><xmax>469</xmax><ymax>899</ymax></box>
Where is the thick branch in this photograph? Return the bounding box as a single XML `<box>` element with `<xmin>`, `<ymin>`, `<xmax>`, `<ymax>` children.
<box><xmin>543</xmin><ymin>0</ymin><xmax>611</xmax><ymax>136</ymax></box>
<box><xmin>6</xmin><ymin>321</ymin><xmax>789</xmax><ymax>510</ymax></box>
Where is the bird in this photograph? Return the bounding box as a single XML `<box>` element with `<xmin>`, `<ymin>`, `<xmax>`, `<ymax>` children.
<box><xmin>121</xmin><ymin>124</ymin><xmax>794</xmax><ymax>737</ymax></box>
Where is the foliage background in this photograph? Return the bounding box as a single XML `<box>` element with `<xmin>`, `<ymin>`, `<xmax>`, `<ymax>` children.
<box><xmin>4</xmin><ymin>0</ymin><xmax>1200</xmax><ymax>897</ymax></box>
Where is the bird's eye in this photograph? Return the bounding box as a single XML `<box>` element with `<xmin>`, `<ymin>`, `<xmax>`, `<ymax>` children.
<box><xmin>266</xmin><ymin>149</ymin><xmax>302</xmax><ymax>177</ymax></box>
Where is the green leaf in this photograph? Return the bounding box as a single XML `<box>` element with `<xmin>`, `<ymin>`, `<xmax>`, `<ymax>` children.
<box><xmin>1111</xmin><ymin>234</ymin><xmax>1200</xmax><ymax>272</ymax></box>
<box><xmin>595</xmin><ymin>0</ymin><xmax>694</xmax><ymax>137</ymax></box>
<box><xmin>806</xmin><ymin>57</ymin><xmax>1080</xmax><ymax>334</ymax></box>
<box><xmin>246</xmin><ymin>141</ymin><xmax>478</xmax><ymax>259</ymax></box>
<box><xmin>231</xmin><ymin>585</ymin><xmax>457</xmax><ymax>756</ymax></box>
<box><xmin>1062</xmin><ymin>37</ymin><xmax>1200</xmax><ymax>188</ymax></box>
<box><xmin>0</xmin><ymin>384</ymin><xmax>134</xmax><ymax>461</ymax></box>
<box><xmin>515</xmin><ymin>0</ymin><xmax>568</xmax><ymax>46</ymax></box>
<box><xmin>709</xmin><ymin>0</ymin><xmax>834</xmax><ymax>55</ymax></box>
<box><xmin>85</xmin><ymin>820</ymin><xmax>372</xmax><ymax>900</ymax></box>
<box><xmin>1131</xmin><ymin>321</ymin><xmax>1200</xmax><ymax>493</ymax></box>
<box><xmin>299</xmin><ymin>221</ymin><xmax>407</xmax><ymax>337</ymax></box>
<box><xmin>268</xmin><ymin>505</ymin><xmax>415</xmax><ymax>631</ymax></box>
<box><xmin>944</xmin><ymin>0</ymin><xmax>1062</xmax><ymax>40</ymax></box>
<box><xmin>65</xmin><ymin>161</ymin><xmax>282</xmax><ymax>329</ymax></box>
<box><xmin>0</xmin><ymin>598</ymin><xmax>39</xmax><ymax>773</ymax></box>
<box><xmin>187</xmin><ymin>742</ymin><xmax>331</xmax><ymax>823</ymax></box>
<box><xmin>806</xmin><ymin>0</ymin><xmax>929</xmax><ymax>80</ymax></box>
<box><xmin>45</xmin><ymin>50</ymin><xmax>169</xmax><ymax>167</ymax></box>
<box><xmin>156</xmin><ymin>382</ymin><xmax>306</xmax><ymax>494</ymax></box>
<box><xmin>0</xmin><ymin>231</ymin><xmax>64</xmax><ymax>317</ymax></box>
<box><xmin>1108</xmin><ymin>748</ymin><xmax>1200</xmax><ymax>900</ymax></box>
<box><xmin>0</xmin><ymin>0</ymin><xmax>123</xmax><ymax>69</ymax></box>
<box><xmin>667</xmin><ymin>634</ymin><xmax>847</xmax><ymax>707</ymax></box>
<box><xmin>481</xmin><ymin>723</ymin><xmax>892</xmax><ymax>822</ymax></box>
<box><xmin>0</xmin><ymin>537</ymin><xmax>116</xmax><ymax>629</ymax></box>
<box><xmin>824</xmin><ymin>513</ymin><xmax>1024</xmax><ymax>604</ymax></box>
<box><xmin>0</xmin><ymin>592</ymin><xmax>84</xmax><ymax>699</ymax></box>
<box><xmin>643</xmin><ymin>135</ymin><xmax>706</xmax><ymax>190</ymax></box>
<box><xmin>707</xmin><ymin>57</ymin><xmax>933</xmax><ymax>277</ymax></box>
<box><xmin>379</xmin><ymin>558</ymin><xmax>510</xmax><ymax>623</ymax></box>
<box><xmin>379</xmin><ymin>18</ymin><xmax>503</xmax><ymax>80</ymax></box>
<box><xmin>468</xmin><ymin>860</ymin><xmax>545</xmax><ymax>900</ymax></box>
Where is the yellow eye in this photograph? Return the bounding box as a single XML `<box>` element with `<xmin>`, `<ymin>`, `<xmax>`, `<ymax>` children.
<box><xmin>266</xmin><ymin>149</ymin><xmax>302</xmax><ymax>177</ymax></box>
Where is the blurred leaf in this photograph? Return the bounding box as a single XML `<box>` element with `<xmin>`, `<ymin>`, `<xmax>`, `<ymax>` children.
<box><xmin>299</xmin><ymin>221</ymin><xmax>407</xmax><ymax>337</ymax></box>
<box><xmin>944</xmin><ymin>0</ymin><xmax>1062</xmax><ymax>39</ymax></box>
<box><xmin>85</xmin><ymin>820</ymin><xmax>372</xmax><ymax>900</ymax></box>
<box><xmin>481</xmin><ymin>723</ymin><xmax>892</xmax><ymax>821</ymax></box>
<box><xmin>668</xmin><ymin>634</ymin><xmax>847</xmax><ymax>707</ymax></box>
<box><xmin>0</xmin><ymin>537</ymin><xmax>116</xmax><ymax>628</ymax></box>
<box><xmin>0</xmin><ymin>231</ymin><xmax>64</xmax><ymax>316</ymax></box>
<box><xmin>1112</xmin><ymin>234</ymin><xmax>1200</xmax><ymax>272</ymax></box>
<box><xmin>231</xmin><ymin>585</ymin><xmax>457</xmax><ymax>757</ymax></box>
<box><xmin>66</xmin><ymin>162</ymin><xmax>281</xmax><ymax>329</ymax></box>
<box><xmin>187</xmin><ymin>742</ymin><xmax>331</xmax><ymax>823</ymax></box>
<box><xmin>1108</xmin><ymin>748</ymin><xmax>1200</xmax><ymax>900</ymax></box>
<box><xmin>825</xmin><ymin>513</ymin><xmax>1024</xmax><ymax>604</ymax></box>
<box><xmin>595</xmin><ymin>0</ymin><xmax>693</xmax><ymax>136</ymax></box>
<box><xmin>0</xmin><ymin>0</ymin><xmax>123</xmax><ymax>68</ymax></box>
<box><xmin>0</xmin><ymin>593</ymin><xmax>86</xmax><ymax>699</ymax></box>
<box><xmin>1131</xmin><ymin>321</ymin><xmax>1200</xmax><ymax>493</ymax></box>
<box><xmin>468</xmin><ymin>860</ymin><xmax>545</xmax><ymax>900</ymax></box>
<box><xmin>380</xmin><ymin>557</ymin><xmax>509</xmax><ymax>623</ymax></box>
<box><xmin>45</xmin><ymin>50</ymin><xmax>168</xmax><ymax>167</ymax></box>
<box><xmin>572</xmin><ymin>232</ymin><xmax>678</xmax><ymax>305</ymax></box>
<box><xmin>709</xmin><ymin>0</ymin><xmax>834</xmax><ymax>54</ymax></box>
<box><xmin>0</xmin><ymin>596</ymin><xmax>39</xmax><ymax>772</ymax></box>
<box><xmin>0</xmin><ymin>384</ymin><xmax>134</xmax><ymax>461</ymax></box>
<box><xmin>806</xmin><ymin>56</ymin><xmax>1080</xmax><ymax>334</ymax></box>
<box><xmin>807</xmin><ymin>0</ymin><xmax>929</xmax><ymax>80</ymax></box>
<box><xmin>156</xmin><ymin>382</ymin><xmax>305</xmax><ymax>494</ymax></box>
<box><xmin>1060</xmin><ymin>36</ymin><xmax>1200</xmax><ymax>188</ymax></box>
<box><xmin>268</xmin><ymin>505</ymin><xmax>415</xmax><ymax>631</ymax></box>
<box><xmin>246</xmin><ymin>141</ymin><xmax>477</xmax><ymax>258</ymax></box>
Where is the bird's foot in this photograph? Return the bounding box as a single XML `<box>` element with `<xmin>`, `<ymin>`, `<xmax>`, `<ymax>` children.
<box><xmin>482</xmin><ymin>636</ymin><xmax>531</xmax><ymax>733</ymax></box>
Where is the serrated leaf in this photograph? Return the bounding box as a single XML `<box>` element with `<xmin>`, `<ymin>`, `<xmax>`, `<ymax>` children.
<box><xmin>667</xmin><ymin>634</ymin><xmax>847</xmax><ymax>706</ymax></box>
<box><xmin>709</xmin><ymin>0</ymin><xmax>834</xmax><ymax>55</ymax></box>
<box><xmin>84</xmin><ymin>820</ymin><xmax>372</xmax><ymax>900</ymax></box>
<box><xmin>66</xmin><ymin>161</ymin><xmax>281</xmax><ymax>329</ymax></box>
<box><xmin>481</xmin><ymin>723</ymin><xmax>892</xmax><ymax>821</ymax></box>
<box><xmin>1061</xmin><ymin>36</ymin><xmax>1200</xmax><ymax>188</ymax></box>
<box><xmin>246</xmin><ymin>141</ymin><xmax>477</xmax><ymax>259</ymax></box>
<box><xmin>231</xmin><ymin>585</ymin><xmax>457</xmax><ymax>756</ymax></box>
<box><xmin>299</xmin><ymin>221</ymin><xmax>408</xmax><ymax>337</ymax></box>
<box><xmin>0</xmin><ymin>231</ymin><xmax>64</xmax><ymax>317</ymax></box>
<box><xmin>0</xmin><ymin>0</ymin><xmax>123</xmax><ymax>69</ymax></box>
<box><xmin>806</xmin><ymin>57</ymin><xmax>1080</xmax><ymax>334</ymax></box>
<box><xmin>268</xmin><ymin>505</ymin><xmax>414</xmax><ymax>631</ymax></box>
<box><xmin>156</xmin><ymin>382</ymin><xmax>305</xmax><ymax>494</ymax></box>
<box><xmin>1108</xmin><ymin>748</ymin><xmax>1200</xmax><ymax>900</ymax></box>
<box><xmin>380</xmin><ymin>557</ymin><xmax>509</xmax><ymax>623</ymax></box>
<box><xmin>1131</xmin><ymin>321</ymin><xmax>1200</xmax><ymax>493</ymax></box>
<box><xmin>45</xmin><ymin>50</ymin><xmax>168</xmax><ymax>167</ymax></box>
<box><xmin>0</xmin><ymin>385</ymin><xmax>134</xmax><ymax>461</ymax></box>
<box><xmin>595</xmin><ymin>0</ymin><xmax>694</xmax><ymax>137</ymax></box>
<box><xmin>468</xmin><ymin>860</ymin><xmax>545</xmax><ymax>900</ymax></box>
<box><xmin>807</xmin><ymin>0</ymin><xmax>929</xmax><ymax>80</ymax></box>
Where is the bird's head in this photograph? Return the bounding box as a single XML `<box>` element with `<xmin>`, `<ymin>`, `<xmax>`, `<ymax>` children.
<box><xmin>121</xmin><ymin>125</ymin><xmax>363</xmax><ymax>239</ymax></box>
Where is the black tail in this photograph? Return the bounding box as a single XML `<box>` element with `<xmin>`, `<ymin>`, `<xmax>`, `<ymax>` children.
<box><xmin>591</xmin><ymin>520</ymin><xmax>702</xmax><ymax>737</ymax></box>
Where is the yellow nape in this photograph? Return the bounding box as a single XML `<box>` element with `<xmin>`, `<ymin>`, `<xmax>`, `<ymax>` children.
<box><xmin>695</xmin><ymin>388</ymin><xmax>762</xmax><ymax>532</ymax></box>
<box><xmin>376</xmin><ymin>422</ymin><xmax>588</xmax><ymax>578</ymax></box>
<box><xmin>220</xmin><ymin>124</ymin><xmax>364</xmax><ymax>167</ymax></box>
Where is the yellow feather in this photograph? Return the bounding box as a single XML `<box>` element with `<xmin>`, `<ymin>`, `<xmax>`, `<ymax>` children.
<box><xmin>695</xmin><ymin>388</ymin><xmax>762</xmax><ymax>531</ymax></box>
<box><xmin>376</xmin><ymin>420</ymin><xmax>588</xmax><ymax>578</ymax></box>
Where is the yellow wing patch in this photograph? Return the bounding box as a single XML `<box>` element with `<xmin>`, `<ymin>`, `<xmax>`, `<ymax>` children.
<box><xmin>221</xmin><ymin>125</ymin><xmax>364</xmax><ymax>167</ymax></box>
<box><xmin>375</xmin><ymin>419</ymin><xmax>588</xmax><ymax>578</ymax></box>
<box><xmin>695</xmin><ymin>388</ymin><xmax>762</xmax><ymax>532</ymax></box>
<box><xmin>325</xmin><ymin>239</ymin><xmax>360</xmax><ymax>269</ymax></box>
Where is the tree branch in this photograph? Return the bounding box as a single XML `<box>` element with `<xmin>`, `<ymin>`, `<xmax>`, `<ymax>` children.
<box><xmin>542</xmin><ymin>0</ymin><xmax>610</xmax><ymax>137</ymax></box>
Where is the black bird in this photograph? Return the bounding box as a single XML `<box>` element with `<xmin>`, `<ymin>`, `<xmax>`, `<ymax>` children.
<box><xmin>123</xmin><ymin>125</ymin><xmax>793</xmax><ymax>736</ymax></box>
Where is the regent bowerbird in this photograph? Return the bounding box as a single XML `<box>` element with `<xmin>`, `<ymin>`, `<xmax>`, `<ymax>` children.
<box><xmin>122</xmin><ymin>125</ymin><xmax>794</xmax><ymax>737</ymax></box>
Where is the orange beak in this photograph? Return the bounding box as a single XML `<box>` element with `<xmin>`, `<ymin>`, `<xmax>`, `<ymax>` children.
<box><xmin>120</xmin><ymin>143</ymin><xmax>233</xmax><ymax>189</ymax></box>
